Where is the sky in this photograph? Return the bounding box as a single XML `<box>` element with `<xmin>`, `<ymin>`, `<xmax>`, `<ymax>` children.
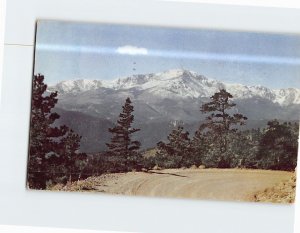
<box><xmin>34</xmin><ymin>20</ymin><xmax>300</xmax><ymax>89</ymax></box>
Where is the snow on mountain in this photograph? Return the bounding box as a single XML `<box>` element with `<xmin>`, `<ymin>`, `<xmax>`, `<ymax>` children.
<box><xmin>48</xmin><ymin>79</ymin><xmax>104</xmax><ymax>94</ymax></box>
<box><xmin>109</xmin><ymin>69</ymin><xmax>222</xmax><ymax>98</ymax></box>
<box><xmin>48</xmin><ymin>69</ymin><xmax>300</xmax><ymax>106</ymax></box>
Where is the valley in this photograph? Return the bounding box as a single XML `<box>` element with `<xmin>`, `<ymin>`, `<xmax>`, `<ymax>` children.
<box><xmin>48</xmin><ymin>69</ymin><xmax>300</xmax><ymax>152</ymax></box>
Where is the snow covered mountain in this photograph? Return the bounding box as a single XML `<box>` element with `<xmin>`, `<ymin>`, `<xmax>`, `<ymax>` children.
<box><xmin>49</xmin><ymin>69</ymin><xmax>300</xmax><ymax>106</ymax></box>
<box><xmin>47</xmin><ymin>69</ymin><xmax>300</xmax><ymax>152</ymax></box>
<box><xmin>49</xmin><ymin>79</ymin><xmax>104</xmax><ymax>94</ymax></box>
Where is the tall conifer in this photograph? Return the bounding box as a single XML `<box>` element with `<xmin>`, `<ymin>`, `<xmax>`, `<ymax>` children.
<box><xmin>200</xmin><ymin>89</ymin><xmax>247</xmax><ymax>167</ymax></box>
<box><xmin>106</xmin><ymin>97</ymin><xmax>141</xmax><ymax>171</ymax></box>
<box><xmin>156</xmin><ymin>125</ymin><xmax>192</xmax><ymax>168</ymax></box>
<box><xmin>28</xmin><ymin>74</ymin><xmax>85</xmax><ymax>188</ymax></box>
<box><xmin>28</xmin><ymin>74</ymin><xmax>68</xmax><ymax>188</ymax></box>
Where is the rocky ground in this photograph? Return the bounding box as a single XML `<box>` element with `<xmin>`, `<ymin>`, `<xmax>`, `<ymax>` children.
<box><xmin>252</xmin><ymin>173</ymin><xmax>296</xmax><ymax>203</ymax></box>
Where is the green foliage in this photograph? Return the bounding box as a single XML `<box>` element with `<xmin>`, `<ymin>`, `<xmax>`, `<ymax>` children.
<box><xmin>28</xmin><ymin>74</ymin><xmax>86</xmax><ymax>189</ymax></box>
<box><xmin>201</xmin><ymin>89</ymin><xmax>247</xmax><ymax>152</ymax></box>
<box><xmin>79</xmin><ymin>153</ymin><xmax>111</xmax><ymax>178</ymax></box>
<box><xmin>28</xmin><ymin>78</ymin><xmax>299</xmax><ymax>185</ymax></box>
<box><xmin>106</xmin><ymin>97</ymin><xmax>142</xmax><ymax>172</ymax></box>
<box><xmin>28</xmin><ymin>74</ymin><xmax>66</xmax><ymax>188</ymax></box>
<box><xmin>150</xmin><ymin>89</ymin><xmax>298</xmax><ymax>172</ymax></box>
<box><xmin>236</xmin><ymin>129</ymin><xmax>262</xmax><ymax>168</ymax></box>
<box><xmin>257</xmin><ymin>120</ymin><xmax>298</xmax><ymax>171</ymax></box>
<box><xmin>199</xmin><ymin>89</ymin><xmax>247</xmax><ymax>168</ymax></box>
<box><xmin>155</xmin><ymin>125</ymin><xmax>193</xmax><ymax>168</ymax></box>
<box><xmin>50</xmin><ymin>129</ymin><xmax>87</xmax><ymax>182</ymax></box>
<box><xmin>190</xmin><ymin>126</ymin><xmax>209</xmax><ymax>166</ymax></box>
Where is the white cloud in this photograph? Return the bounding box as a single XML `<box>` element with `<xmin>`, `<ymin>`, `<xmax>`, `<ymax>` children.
<box><xmin>116</xmin><ymin>45</ymin><xmax>148</xmax><ymax>55</ymax></box>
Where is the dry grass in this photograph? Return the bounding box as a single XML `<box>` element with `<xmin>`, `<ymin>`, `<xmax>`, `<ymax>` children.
<box><xmin>50</xmin><ymin>174</ymin><xmax>118</xmax><ymax>192</ymax></box>
<box><xmin>253</xmin><ymin>173</ymin><xmax>296</xmax><ymax>203</ymax></box>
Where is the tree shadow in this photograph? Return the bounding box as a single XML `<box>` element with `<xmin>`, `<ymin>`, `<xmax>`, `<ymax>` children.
<box><xmin>144</xmin><ymin>170</ymin><xmax>188</xmax><ymax>178</ymax></box>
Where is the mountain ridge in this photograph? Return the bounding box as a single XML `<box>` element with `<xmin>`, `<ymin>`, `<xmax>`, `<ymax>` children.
<box><xmin>45</xmin><ymin>69</ymin><xmax>299</xmax><ymax>152</ymax></box>
<box><xmin>48</xmin><ymin>69</ymin><xmax>300</xmax><ymax>106</ymax></box>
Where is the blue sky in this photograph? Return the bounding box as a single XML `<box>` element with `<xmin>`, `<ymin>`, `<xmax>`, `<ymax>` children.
<box><xmin>34</xmin><ymin>20</ymin><xmax>300</xmax><ymax>89</ymax></box>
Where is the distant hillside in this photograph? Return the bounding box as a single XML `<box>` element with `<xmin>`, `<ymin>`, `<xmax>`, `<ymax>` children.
<box><xmin>54</xmin><ymin>108</ymin><xmax>113</xmax><ymax>153</ymax></box>
<box><xmin>49</xmin><ymin>69</ymin><xmax>300</xmax><ymax>152</ymax></box>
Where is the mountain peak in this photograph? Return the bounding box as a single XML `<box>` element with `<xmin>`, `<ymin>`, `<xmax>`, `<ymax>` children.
<box><xmin>48</xmin><ymin>69</ymin><xmax>300</xmax><ymax>106</ymax></box>
<box><xmin>157</xmin><ymin>69</ymin><xmax>206</xmax><ymax>80</ymax></box>
<box><xmin>49</xmin><ymin>79</ymin><xmax>103</xmax><ymax>94</ymax></box>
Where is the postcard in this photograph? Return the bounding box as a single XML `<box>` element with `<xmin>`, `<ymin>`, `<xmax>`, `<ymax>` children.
<box><xmin>27</xmin><ymin>20</ymin><xmax>299</xmax><ymax>203</ymax></box>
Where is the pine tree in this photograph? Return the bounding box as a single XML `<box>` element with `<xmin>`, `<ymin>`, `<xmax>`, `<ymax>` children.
<box><xmin>200</xmin><ymin>89</ymin><xmax>247</xmax><ymax>168</ymax></box>
<box><xmin>190</xmin><ymin>125</ymin><xmax>209</xmax><ymax>166</ymax></box>
<box><xmin>28</xmin><ymin>74</ymin><xmax>86</xmax><ymax>188</ymax></box>
<box><xmin>257</xmin><ymin>120</ymin><xmax>298</xmax><ymax>171</ymax></box>
<box><xmin>28</xmin><ymin>74</ymin><xmax>68</xmax><ymax>189</ymax></box>
<box><xmin>106</xmin><ymin>97</ymin><xmax>141</xmax><ymax>172</ymax></box>
<box><xmin>238</xmin><ymin>128</ymin><xmax>262</xmax><ymax>168</ymax></box>
<box><xmin>155</xmin><ymin>125</ymin><xmax>192</xmax><ymax>168</ymax></box>
<box><xmin>58</xmin><ymin>129</ymin><xmax>87</xmax><ymax>182</ymax></box>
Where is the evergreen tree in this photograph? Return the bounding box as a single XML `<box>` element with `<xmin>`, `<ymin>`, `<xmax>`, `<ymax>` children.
<box><xmin>239</xmin><ymin>128</ymin><xmax>262</xmax><ymax>168</ymax></box>
<box><xmin>58</xmin><ymin>129</ymin><xmax>87</xmax><ymax>182</ymax></box>
<box><xmin>28</xmin><ymin>74</ymin><xmax>68</xmax><ymax>189</ymax></box>
<box><xmin>190</xmin><ymin>125</ymin><xmax>208</xmax><ymax>166</ymax></box>
<box><xmin>155</xmin><ymin>126</ymin><xmax>192</xmax><ymax>168</ymax></box>
<box><xmin>106</xmin><ymin>97</ymin><xmax>141</xmax><ymax>172</ymax></box>
<box><xmin>200</xmin><ymin>89</ymin><xmax>247</xmax><ymax>168</ymax></box>
<box><xmin>257</xmin><ymin>120</ymin><xmax>298</xmax><ymax>171</ymax></box>
<box><xmin>224</xmin><ymin>131</ymin><xmax>257</xmax><ymax>168</ymax></box>
<box><xmin>28</xmin><ymin>74</ymin><xmax>85</xmax><ymax>189</ymax></box>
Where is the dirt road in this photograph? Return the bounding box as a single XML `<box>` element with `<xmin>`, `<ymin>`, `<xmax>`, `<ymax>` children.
<box><xmin>88</xmin><ymin>169</ymin><xmax>293</xmax><ymax>202</ymax></box>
